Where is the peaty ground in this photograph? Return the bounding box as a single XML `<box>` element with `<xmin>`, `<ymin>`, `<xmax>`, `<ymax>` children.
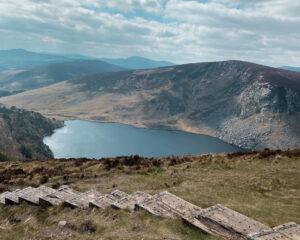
<box><xmin>0</xmin><ymin>149</ymin><xmax>299</xmax><ymax>240</ymax></box>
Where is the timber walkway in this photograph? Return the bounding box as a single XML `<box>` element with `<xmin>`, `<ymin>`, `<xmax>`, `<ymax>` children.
<box><xmin>0</xmin><ymin>185</ymin><xmax>299</xmax><ymax>240</ymax></box>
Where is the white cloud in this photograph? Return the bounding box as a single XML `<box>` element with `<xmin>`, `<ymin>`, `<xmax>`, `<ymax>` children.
<box><xmin>0</xmin><ymin>0</ymin><xmax>299</xmax><ymax>66</ymax></box>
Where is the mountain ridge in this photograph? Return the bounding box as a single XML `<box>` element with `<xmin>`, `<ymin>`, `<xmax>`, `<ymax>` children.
<box><xmin>1</xmin><ymin>60</ymin><xmax>299</xmax><ymax>150</ymax></box>
<box><xmin>0</xmin><ymin>49</ymin><xmax>72</xmax><ymax>69</ymax></box>
<box><xmin>0</xmin><ymin>60</ymin><xmax>126</xmax><ymax>94</ymax></box>
<box><xmin>100</xmin><ymin>56</ymin><xmax>174</xmax><ymax>70</ymax></box>
<box><xmin>1</xmin><ymin>49</ymin><xmax>175</xmax><ymax>70</ymax></box>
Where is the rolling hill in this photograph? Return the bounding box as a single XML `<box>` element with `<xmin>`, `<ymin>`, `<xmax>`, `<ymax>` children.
<box><xmin>1</xmin><ymin>60</ymin><xmax>300</xmax><ymax>150</ymax></box>
<box><xmin>0</xmin><ymin>60</ymin><xmax>126</xmax><ymax>94</ymax></box>
<box><xmin>100</xmin><ymin>56</ymin><xmax>174</xmax><ymax>69</ymax></box>
<box><xmin>0</xmin><ymin>49</ymin><xmax>75</xmax><ymax>69</ymax></box>
<box><xmin>0</xmin><ymin>105</ymin><xmax>63</xmax><ymax>160</ymax></box>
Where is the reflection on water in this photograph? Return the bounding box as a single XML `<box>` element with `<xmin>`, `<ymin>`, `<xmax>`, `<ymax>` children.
<box><xmin>44</xmin><ymin>120</ymin><xmax>241</xmax><ymax>158</ymax></box>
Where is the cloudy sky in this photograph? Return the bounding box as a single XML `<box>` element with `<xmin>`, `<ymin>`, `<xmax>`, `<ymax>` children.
<box><xmin>0</xmin><ymin>0</ymin><xmax>299</xmax><ymax>66</ymax></box>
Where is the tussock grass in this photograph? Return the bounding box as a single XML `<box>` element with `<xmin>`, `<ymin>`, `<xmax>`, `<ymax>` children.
<box><xmin>0</xmin><ymin>150</ymin><xmax>299</xmax><ymax>239</ymax></box>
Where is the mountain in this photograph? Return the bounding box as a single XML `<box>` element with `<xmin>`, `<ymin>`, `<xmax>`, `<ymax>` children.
<box><xmin>0</xmin><ymin>60</ymin><xmax>126</xmax><ymax>94</ymax></box>
<box><xmin>100</xmin><ymin>56</ymin><xmax>174</xmax><ymax>69</ymax></box>
<box><xmin>0</xmin><ymin>105</ymin><xmax>63</xmax><ymax>160</ymax></box>
<box><xmin>0</xmin><ymin>49</ymin><xmax>174</xmax><ymax>70</ymax></box>
<box><xmin>1</xmin><ymin>60</ymin><xmax>300</xmax><ymax>150</ymax></box>
<box><xmin>279</xmin><ymin>66</ymin><xmax>300</xmax><ymax>72</ymax></box>
<box><xmin>0</xmin><ymin>49</ymin><xmax>76</xmax><ymax>69</ymax></box>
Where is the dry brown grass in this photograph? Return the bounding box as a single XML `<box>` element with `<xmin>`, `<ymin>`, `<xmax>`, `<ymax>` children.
<box><xmin>0</xmin><ymin>150</ymin><xmax>299</xmax><ymax>239</ymax></box>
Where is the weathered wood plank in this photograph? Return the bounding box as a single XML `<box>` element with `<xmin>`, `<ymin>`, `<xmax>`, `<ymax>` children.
<box><xmin>20</xmin><ymin>186</ymin><xmax>56</xmax><ymax>205</ymax></box>
<box><xmin>194</xmin><ymin>204</ymin><xmax>271</xmax><ymax>239</ymax></box>
<box><xmin>112</xmin><ymin>191</ymin><xmax>151</xmax><ymax>211</ymax></box>
<box><xmin>5</xmin><ymin>187</ymin><xmax>35</xmax><ymax>204</ymax></box>
<box><xmin>247</xmin><ymin>230</ymin><xmax>292</xmax><ymax>240</ymax></box>
<box><xmin>64</xmin><ymin>190</ymin><xmax>103</xmax><ymax>209</ymax></box>
<box><xmin>0</xmin><ymin>191</ymin><xmax>15</xmax><ymax>204</ymax></box>
<box><xmin>89</xmin><ymin>190</ymin><xmax>128</xmax><ymax>209</ymax></box>
<box><xmin>39</xmin><ymin>185</ymin><xmax>80</xmax><ymax>206</ymax></box>
<box><xmin>274</xmin><ymin>222</ymin><xmax>300</xmax><ymax>240</ymax></box>
<box><xmin>137</xmin><ymin>191</ymin><xmax>201</xmax><ymax>219</ymax></box>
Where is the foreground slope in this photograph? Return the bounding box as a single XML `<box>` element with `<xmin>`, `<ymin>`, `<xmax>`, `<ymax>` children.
<box><xmin>1</xmin><ymin>60</ymin><xmax>300</xmax><ymax>150</ymax></box>
<box><xmin>0</xmin><ymin>105</ymin><xmax>63</xmax><ymax>160</ymax></box>
<box><xmin>0</xmin><ymin>150</ymin><xmax>299</xmax><ymax>239</ymax></box>
<box><xmin>0</xmin><ymin>60</ymin><xmax>126</xmax><ymax>94</ymax></box>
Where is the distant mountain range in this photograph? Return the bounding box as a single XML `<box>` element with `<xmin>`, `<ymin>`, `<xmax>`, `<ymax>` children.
<box><xmin>100</xmin><ymin>56</ymin><xmax>174</xmax><ymax>70</ymax></box>
<box><xmin>279</xmin><ymin>66</ymin><xmax>300</xmax><ymax>72</ymax></box>
<box><xmin>0</xmin><ymin>49</ymin><xmax>174</xmax><ymax>70</ymax></box>
<box><xmin>0</xmin><ymin>49</ymin><xmax>73</xmax><ymax>69</ymax></box>
<box><xmin>1</xmin><ymin>60</ymin><xmax>299</xmax><ymax>150</ymax></box>
<box><xmin>0</xmin><ymin>60</ymin><xmax>126</xmax><ymax>96</ymax></box>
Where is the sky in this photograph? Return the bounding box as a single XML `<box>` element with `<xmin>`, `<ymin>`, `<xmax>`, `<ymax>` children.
<box><xmin>0</xmin><ymin>0</ymin><xmax>300</xmax><ymax>67</ymax></box>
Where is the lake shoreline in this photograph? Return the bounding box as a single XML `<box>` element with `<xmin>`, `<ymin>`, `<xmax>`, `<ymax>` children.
<box><xmin>44</xmin><ymin>119</ymin><xmax>242</xmax><ymax>159</ymax></box>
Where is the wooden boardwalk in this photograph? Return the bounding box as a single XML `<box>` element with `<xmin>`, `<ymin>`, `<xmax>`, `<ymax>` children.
<box><xmin>0</xmin><ymin>185</ymin><xmax>299</xmax><ymax>240</ymax></box>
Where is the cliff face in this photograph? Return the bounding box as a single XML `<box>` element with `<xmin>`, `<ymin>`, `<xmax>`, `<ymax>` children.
<box><xmin>216</xmin><ymin>78</ymin><xmax>300</xmax><ymax>149</ymax></box>
<box><xmin>0</xmin><ymin>105</ymin><xmax>63</xmax><ymax>160</ymax></box>
<box><xmin>1</xmin><ymin>60</ymin><xmax>299</xmax><ymax>150</ymax></box>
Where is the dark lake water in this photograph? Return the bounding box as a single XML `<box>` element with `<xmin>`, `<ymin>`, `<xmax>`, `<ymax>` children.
<box><xmin>43</xmin><ymin>120</ymin><xmax>241</xmax><ymax>158</ymax></box>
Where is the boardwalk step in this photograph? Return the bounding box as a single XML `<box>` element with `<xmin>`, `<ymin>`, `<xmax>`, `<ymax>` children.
<box><xmin>112</xmin><ymin>191</ymin><xmax>151</xmax><ymax>211</ymax></box>
<box><xmin>5</xmin><ymin>187</ymin><xmax>36</xmax><ymax>204</ymax></box>
<box><xmin>39</xmin><ymin>185</ymin><xmax>80</xmax><ymax>206</ymax></box>
<box><xmin>0</xmin><ymin>190</ymin><xmax>18</xmax><ymax>204</ymax></box>
<box><xmin>1</xmin><ymin>185</ymin><xmax>299</xmax><ymax>240</ymax></box>
<box><xmin>64</xmin><ymin>190</ymin><xmax>103</xmax><ymax>209</ymax></box>
<box><xmin>194</xmin><ymin>204</ymin><xmax>272</xmax><ymax>240</ymax></box>
<box><xmin>273</xmin><ymin>222</ymin><xmax>300</xmax><ymax>240</ymax></box>
<box><xmin>247</xmin><ymin>229</ymin><xmax>293</xmax><ymax>240</ymax></box>
<box><xmin>137</xmin><ymin>191</ymin><xmax>201</xmax><ymax>219</ymax></box>
<box><xmin>20</xmin><ymin>186</ymin><xmax>56</xmax><ymax>205</ymax></box>
<box><xmin>89</xmin><ymin>190</ymin><xmax>128</xmax><ymax>209</ymax></box>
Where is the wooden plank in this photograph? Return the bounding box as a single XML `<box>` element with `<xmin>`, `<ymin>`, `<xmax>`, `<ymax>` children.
<box><xmin>5</xmin><ymin>187</ymin><xmax>35</xmax><ymax>204</ymax></box>
<box><xmin>64</xmin><ymin>190</ymin><xmax>103</xmax><ymax>209</ymax></box>
<box><xmin>137</xmin><ymin>191</ymin><xmax>201</xmax><ymax>219</ymax></box>
<box><xmin>248</xmin><ymin>230</ymin><xmax>292</xmax><ymax>240</ymax></box>
<box><xmin>274</xmin><ymin>222</ymin><xmax>300</xmax><ymax>240</ymax></box>
<box><xmin>0</xmin><ymin>191</ymin><xmax>15</xmax><ymax>204</ymax></box>
<box><xmin>19</xmin><ymin>186</ymin><xmax>56</xmax><ymax>205</ymax></box>
<box><xmin>194</xmin><ymin>204</ymin><xmax>272</xmax><ymax>239</ymax></box>
<box><xmin>112</xmin><ymin>191</ymin><xmax>151</xmax><ymax>211</ymax></box>
<box><xmin>39</xmin><ymin>185</ymin><xmax>80</xmax><ymax>206</ymax></box>
<box><xmin>89</xmin><ymin>190</ymin><xmax>128</xmax><ymax>209</ymax></box>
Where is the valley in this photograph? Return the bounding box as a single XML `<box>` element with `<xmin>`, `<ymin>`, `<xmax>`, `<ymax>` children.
<box><xmin>1</xmin><ymin>60</ymin><xmax>299</xmax><ymax>150</ymax></box>
<box><xmin>1</xmin><ymin>1</ymin><xmax>300</xmax><ymax>239</ymax></box>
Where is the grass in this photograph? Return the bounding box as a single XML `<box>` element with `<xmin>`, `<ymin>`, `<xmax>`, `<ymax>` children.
<box><xmin>0</xmin><ymin>150</ymin><xmax>299</xmax><ymax>239</ymax></box>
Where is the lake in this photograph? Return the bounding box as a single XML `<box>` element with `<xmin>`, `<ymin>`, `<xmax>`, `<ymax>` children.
<box><xmin>44</xmin><ymin>120</ymin><xmax>241</xmax><ymax>158</ymax></box>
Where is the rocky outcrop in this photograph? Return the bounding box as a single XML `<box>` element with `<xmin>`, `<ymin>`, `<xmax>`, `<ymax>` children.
<box><xmin>217</xmin><ymin>80</ymin><xmax>300</xmax><ymax>149</ymax></box>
